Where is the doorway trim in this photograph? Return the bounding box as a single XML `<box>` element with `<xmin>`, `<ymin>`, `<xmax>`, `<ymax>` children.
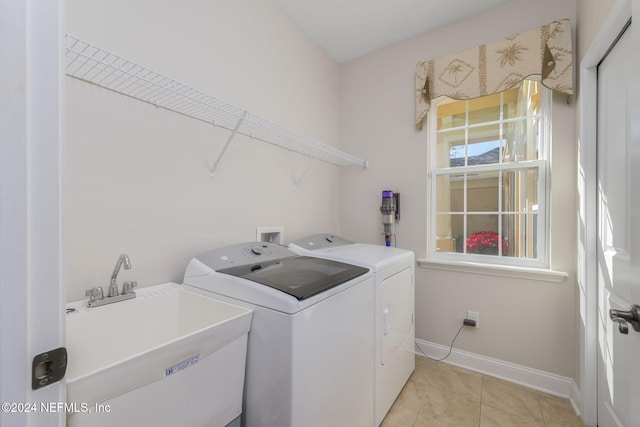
<box><xmin>577</xmin><ymin>0</ymin><xmax>632</xmax><ymax>424</ymax></box>
<box><xmin>0</xmin><ymin>0</ymin><xmax>65</xmax><ymax>425</ymax></box>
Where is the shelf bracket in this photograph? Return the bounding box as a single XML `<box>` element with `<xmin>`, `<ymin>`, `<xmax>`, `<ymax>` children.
<box><xmin>293</xmin><ymin>157</ymin><xmax>317</xmax><ymax>186</ymax></box>
<box><xmin>209</xmin><ymin>111</ymin><xmax>247</xmax><ymax>179</ymax></box>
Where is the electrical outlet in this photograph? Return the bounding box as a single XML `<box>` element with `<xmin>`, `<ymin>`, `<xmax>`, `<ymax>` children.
<box><xmin>466</xmin><ymin>311</ymin><xmax>479</xmax><ymax>328</ymax></box>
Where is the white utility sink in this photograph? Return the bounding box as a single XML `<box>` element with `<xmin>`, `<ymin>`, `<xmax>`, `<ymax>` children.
<box><xmin>66</xmin><ymin>282</ymin><xmax>252</xmax><ymax>427</ymax></box>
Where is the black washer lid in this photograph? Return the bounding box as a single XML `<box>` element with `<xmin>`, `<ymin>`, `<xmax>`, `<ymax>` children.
<box><xmin>217</xmin><ymin>256</ymin><xmax>369</xmax><ymax>300</ymax></box>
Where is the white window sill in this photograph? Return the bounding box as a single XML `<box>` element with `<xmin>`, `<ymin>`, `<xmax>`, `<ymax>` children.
<box><xmin>417</xmin><ymin>258</ymin><xmax>569</xmax><ymax>283</ymax></box>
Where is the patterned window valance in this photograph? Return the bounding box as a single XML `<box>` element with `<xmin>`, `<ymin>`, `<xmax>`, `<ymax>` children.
<box><xmin>415</xmin><ymin>19</ymin><xmax>573</xmax><ymax>130</ymax></box>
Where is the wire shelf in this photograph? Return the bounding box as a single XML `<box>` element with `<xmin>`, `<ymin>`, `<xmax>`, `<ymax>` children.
<box><xmin>64</xmin><ymin>34</ymin><xmax>368</xmax><ymax>173</ymax></box>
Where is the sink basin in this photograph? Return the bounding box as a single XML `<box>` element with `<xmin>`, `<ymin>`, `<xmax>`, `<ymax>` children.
<box><xmin>66</xmin><ymin>282</ymin><xmax>252</xmax><ymax>427</ymax></box>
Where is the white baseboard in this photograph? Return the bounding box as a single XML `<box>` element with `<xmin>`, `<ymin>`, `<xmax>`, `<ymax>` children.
<box><xmin>415</xmin><ymin>338</ymin><xmax>580</xmax><ymax>408</ymax></box>
<box><xmin>569</xmin><ymin>380</ymin><xmax>582</xmax><ymax>418</ymax></box>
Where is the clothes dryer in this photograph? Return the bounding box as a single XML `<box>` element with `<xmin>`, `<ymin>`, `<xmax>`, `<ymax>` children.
<box><xmin>289</xmin><ymin>234</ymin><xmax>415</xmax><ymax>426</ymax></box>
<box><xmin>183</xmin><ymin>242</ymin><xmax>374</xmax><ymax>427</ymax></box>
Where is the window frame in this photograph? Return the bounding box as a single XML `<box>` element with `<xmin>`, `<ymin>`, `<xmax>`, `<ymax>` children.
<box><xmin>426</xmin><ymin>83</ymin><xmax>552</xmax><ymax>269</ymax></box>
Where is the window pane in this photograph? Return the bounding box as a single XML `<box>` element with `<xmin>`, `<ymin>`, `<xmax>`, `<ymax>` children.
<box><xmin>436</xmin><ymin>174</ymin><xmax>464</xmax><ymax>213</ymax></box>
<box><xmin>503</xmin><ymin>118</ymin><xmax>539</xmax><ymax>162</ymax></box>
<box><xmin>502</xmin><ymin>168</ymin><xmax>538</xmax><ymax>213</ymax></box>
<box><xmin>436</xmin><ymin>236</ymin><xmax>459</xmax><ymax>253</ymax></box>
<box><xmin>465</xmin><ymin>215</ymin><xmax>501</xmax><ymax>255</ymax></box>
<box><xmin>467</xmin><ymin>171</ymin><xmax>498</xmax><ymax>212</ymax></box>
<box><xmin>467</xmin><ymin>124</ymin><xmax>501</xmax><ymax>165</ymax></box>
<box><xmin>468</xmin><ymin>93</ymin><xmax>500</xmax><ymax>125</ymax></box>
<box><xmin>435</xmin><ymin>213</ymin><xmax>462</xmax><ymax>253</ymax></box>
<box><xmin>503</xmin><ymin>80</ymin><xmax>541</xmax><ymax>119</ymax></box>
<box><xmin>502</xmin><ymin>213</ymin><xmax>538</xmax><ymax>259</ymax></box>
<box><xmin>437</xmin><ymin>129</ymin><xmax>466</xmax><ymax>168</ymax></box>
<box><xmin>437</xmin><ymin>98</ymin><xmax>465</xmax><ymax>130</ymax></box>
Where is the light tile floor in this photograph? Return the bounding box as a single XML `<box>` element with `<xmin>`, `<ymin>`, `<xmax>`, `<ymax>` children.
<box><xmin>382</xmin><ymin>355</ymin><xmax>586</xmax><ymax>427</ymax></box>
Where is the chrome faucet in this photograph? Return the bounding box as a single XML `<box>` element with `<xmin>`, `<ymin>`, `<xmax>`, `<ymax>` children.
<box><xmin>109</xmin><ymin>254</ymin><xmax>131</xmax><ymax>297</ymax></box>
<box><xmin>85</xmin><ymin>253</ymin><xmax>137</xmax><ymax>308</ymax></box>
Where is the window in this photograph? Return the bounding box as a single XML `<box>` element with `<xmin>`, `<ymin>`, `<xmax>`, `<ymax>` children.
<box><xmin>428</xmin><ymin>80</ymin><xmax>550</xmax><ymax>268</ymax></box>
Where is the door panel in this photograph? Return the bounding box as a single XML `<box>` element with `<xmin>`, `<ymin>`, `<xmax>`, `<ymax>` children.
<box><xmin>596</xmin><ymin>22</ymin><xmax>640</xmax><ymax>427</ymax></box>
<box><xmin>380</xmin><ymin>268</ymin><xmax>413</xmax><ymax>365</ymax></box>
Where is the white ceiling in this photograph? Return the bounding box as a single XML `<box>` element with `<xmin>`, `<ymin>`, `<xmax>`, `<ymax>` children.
<box><xmin>274</xmin><ymin>0</ymin><xmax>513</xmax><ymax>63</ymax></box>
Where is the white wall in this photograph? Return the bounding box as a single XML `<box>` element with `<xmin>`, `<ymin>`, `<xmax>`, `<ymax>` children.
<box><xmin>339</xmin><ymin>0</ymin><xmax>578</xmax><ymax>379</ymax></box>
<box><xmin>577</xmin><ymin>0</ymin><xmax>618</xmax><ymax>61</ymax></box>
<box><xmin>65</xmin><ymin>0</ymin><xmax>585</xmax><ymax>382</ymax></box>
<box><xmin>65</xmin><ymin>0</ymin><xmax>345</xmax><ymax>301</ymax></box>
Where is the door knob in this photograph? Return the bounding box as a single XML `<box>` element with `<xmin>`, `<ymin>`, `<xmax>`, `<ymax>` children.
<box><xmin>609</xmin><ymin>304</ymin><xmax>640</xmax><ymax>334</ymax></box>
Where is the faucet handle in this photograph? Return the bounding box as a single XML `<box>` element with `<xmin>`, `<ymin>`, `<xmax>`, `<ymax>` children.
<box><xmin>85</xmin><ymin>287</ymin><xmax>104</xmax><ymax>302</ymax></box>
<box><xmin>122</xmin><ymin>280</ymin><xmax>138</xmax><ymax>295</ymax></box>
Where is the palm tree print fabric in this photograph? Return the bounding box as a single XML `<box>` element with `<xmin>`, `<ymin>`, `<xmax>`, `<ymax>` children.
<box><xmin>415</xmin><ymin>19</ymin><xmax>573</xmax><ymax>130</ymax></box>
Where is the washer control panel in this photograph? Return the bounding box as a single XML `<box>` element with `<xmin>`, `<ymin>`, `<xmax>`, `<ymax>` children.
<box><xmin>290</xmin><ymin>234</ymin><xmax>353</xmax><ymax>251</ymax></box>
<box><xmin>196</xmin><ymin>242</ymin><xmax>296</xmax><ymax>271</ymax></box>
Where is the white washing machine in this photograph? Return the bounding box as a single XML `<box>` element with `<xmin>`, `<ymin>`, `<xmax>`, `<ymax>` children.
<box><xmin>289</xmin><ymin>234</ymin><xmax>415</xmax><ymax>426</ymax></box>
<box><xmin>183</xmin><ymin>242</ymin><xmax>374</xmax><ymax>427</ymax></box>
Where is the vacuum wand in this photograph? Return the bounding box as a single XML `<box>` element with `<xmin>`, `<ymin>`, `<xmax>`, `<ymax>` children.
<box><xmin>380</xmin><ymin>190</ymin><xmax>397</xmax><ymax>247</ymax></box>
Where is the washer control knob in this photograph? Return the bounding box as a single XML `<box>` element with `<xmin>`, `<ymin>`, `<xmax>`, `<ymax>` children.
<box><xmin>251</xmin><ymin>246</ymin><xmax>264</xmax><ymax>255</ymax></box>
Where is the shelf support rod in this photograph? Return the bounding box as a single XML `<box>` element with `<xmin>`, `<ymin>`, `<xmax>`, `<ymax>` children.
<box><xmin>293</xmin><ymin>157</ymin><xmax>317</xmax><ymax>186</ymax></box>
<box><xmin>210</xmin><ymin>111</ymin><xmax>247</xmax><ymax>179</ymax></box>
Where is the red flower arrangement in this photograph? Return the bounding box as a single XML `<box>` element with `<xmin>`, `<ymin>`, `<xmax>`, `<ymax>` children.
<box><xmin>466</xmin><ymin>230</ymin><xmax>507</xmax><ymax>255</ymax></box>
